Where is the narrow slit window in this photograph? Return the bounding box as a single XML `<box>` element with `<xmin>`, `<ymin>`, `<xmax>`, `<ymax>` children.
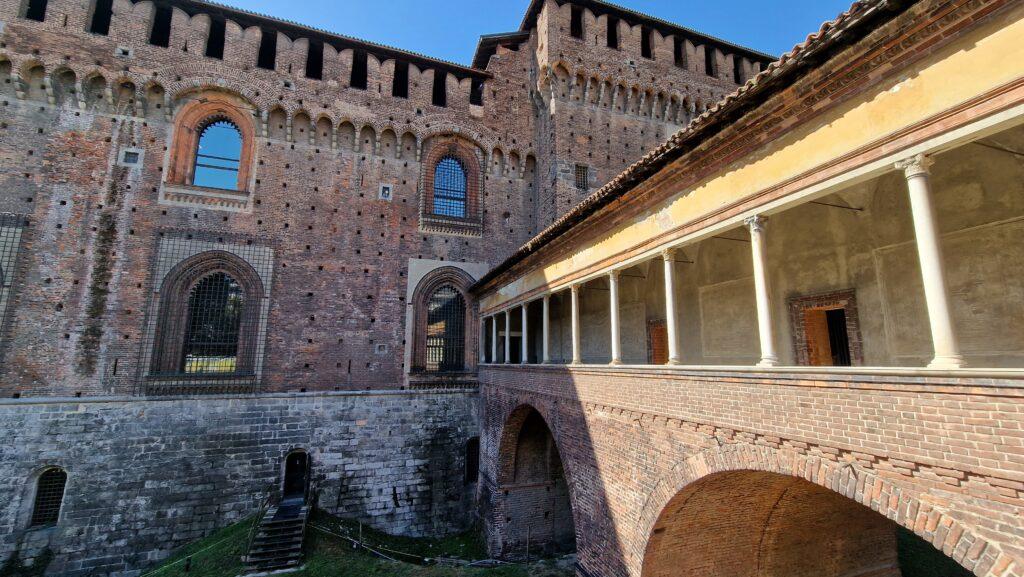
<box><xmin>30</xmin><ymin>468</ymin><xmax>67</xmax><ymax>527</ymax></box>
<box><xmin>570</xmin><ymin>6</ymin><xmax>584</xmax><ymax>39</ymax></box>
<box><xmin>350</xmin><ymin>50</ymin><xmax>368</xmax><ymax>90</ymax></box>
<box><xmin>465</xmin><ymin>438</ymin><xmax>480</xmax><ymax>484</ymax></box>
<box><xmin>88</xmin><ymin>0</ymin><xmax>113</xmax><ymax>35</ymax></box>
<box><xmin>181</xmin><ymin>272</ymin><xmax>244</xmax><ymax>375</ymax></box>
<box><xmin>432</xmin><ymin>71</ymin><xmax>447</xmax><ymax>107</ymax></box>
<box><xmin>425</xmin><ymin>284</ymin><xmax>466</xmax><ymax>372</ymax></box>
<box><xmin>23</xmin><ymin>0</ymin><xmax>48</xmax><ymax>22</ymax></box>
<box><xmin>433</xmin><ymin>156</ymin><xmax>467</xmax><ymax>218</ymax></box>
<box><xmin>193</xmin><ymin>120</ymin><xmax>242</xmax><ymax>190</ymax></box>
<box><xmin>392</xmin><ymin>60</ymin><xmax>409</xmax><ymax>98</ymax></box>
<box><xmin>606</xmin><ymin>17</ymin><xmax>619</xmax><ymax>49</ymax></box>
<box><xmin>148</xmin><ymin>4</ymin><xmax>172</xmax><ymax>48</ymax></box>
<box><xmin>205</xmin><ymin>18</ymin><xmax>226</xmax><ymax>59</ymax></box>
<box><xmin>641</xmin><ymin>26</ymin><xmax>653</xmax><ymax>59</ymax></box>
<box><xmin>305</xmin><ymin>41</ymin><xmax>324</xmax><ymax>80</ymax></box>
<box><xmin>257</xmin><ymin>28</ymin><xmax>277</xmax><ymax>70</ymax></box>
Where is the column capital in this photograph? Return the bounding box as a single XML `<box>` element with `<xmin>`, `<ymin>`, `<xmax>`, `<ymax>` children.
<box><xmin>609</xmin><ymin>269</ymin><xmax>620</xmax><ymax>280</ymax></box>
<box><xmin>896</xmin><ymin>153</ymin><xmax>934</xmax><ymax>178</ymax></box>
<box><xmin>543</xmin><ymin>293</ymin><xmax>551</xmax><ymax>302</ymax></box>
<box><xmin>570</xmin><ymin>283</ymin><xmax>580</xmax><ymax>295</ymax></box>
<box><xmin>744</xmin><ymin>215</ymin><xmax>767</xmax><ymax>234</ymax></box>
<box><xmin>660</xmin><ymin>247</ymin><xmax>675</xmax><ymax>261</ymax></box>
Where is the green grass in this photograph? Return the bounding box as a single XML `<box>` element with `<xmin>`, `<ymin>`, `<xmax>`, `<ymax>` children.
<box><xmin>142</xmin><ymin>511</ymin><xmax>574</xmax><ymax>577</ymax></box>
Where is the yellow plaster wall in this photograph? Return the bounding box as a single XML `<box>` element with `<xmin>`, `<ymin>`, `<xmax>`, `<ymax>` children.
<box><xmin>483</xmin><ymin>5</ymin><xmax>1024</xmax><ymax>311</ymax></box>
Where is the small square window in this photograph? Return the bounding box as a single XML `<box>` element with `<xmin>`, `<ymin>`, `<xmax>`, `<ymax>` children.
<box><xmin>118</xmin><ymin>148</ymin><xmax>144</xmax><ymax>167</ymax></box>
<box><xmin>375</xmin><ymin>344</ymin><xmax>388</xmax><ymax>355</ymax></box>
<box><xmin>114</xmin><ymin>46</ymin><xmax>132</xmax><ymax>58</ymax></box>
<box><xmin>378</xmin><ymin>184</ymin><xmax>394</xmax><ymax>202</ymax></box>
<box><xmin>574</xmin><ymin>164</ymin><xmax>589</xmax><ymax>191</ymax></box>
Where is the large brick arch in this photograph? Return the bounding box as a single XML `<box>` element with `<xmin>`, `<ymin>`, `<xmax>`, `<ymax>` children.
<box><xmin>487</xmin><ymin>400</ymin><xmax>579</xmax><ymax>559</ymax></box>
<box><xmin>634</xmin><ymin>443</ymin><xmax>1014</xmax><ymax>577</ymax></box>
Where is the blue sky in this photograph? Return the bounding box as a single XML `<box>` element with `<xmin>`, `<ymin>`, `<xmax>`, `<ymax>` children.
<box><xmin>225</xmin><ymin>0</ymin><xmax>855</xmax><ymax>64</ymax></box>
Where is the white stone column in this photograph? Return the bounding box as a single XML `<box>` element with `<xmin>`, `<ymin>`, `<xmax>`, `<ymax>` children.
<box><xmin>479</xmin><ymin>318</ymin><xmax>486</xmax><ymax>363</ymax></box>
<box><xmin>521</xmin><ymin>303</ymin><xmax>529</xmax><ymax>364</ymax></box>
<box><xmin>746</xmin><ymin>216</ymin><xmax>779</xmax><ymax>367</ymax></box>
<box><xmin>490</xmin><ymin>315</ymin><xmax>497</xmax><ymax>364</ymax></box>
<box><xmin>571</xmin><ymin>285</ymin><xmax>582</xmax><ymax>364</ymax></box>
<box><xmin>897</xmin><ymin>154</ymin><xmax>965</xmax><ymax>369</ymax></box>
<box><xmin>662</xmin><ymin>249</ymin><xmax>681</xmax><ymax>365</ymax></box>
<box><xmin>609</xmin><ymin>270</ymin><xmax>622</xmax><ymax>365</ymax></box>
<box><xmin>542</xmin><ymin>295</ymin><xmax>551</xmax><ymax>364</ymax></box>
<box><xmin>504</xmin><ymin>309</ymin><xmax>511</xmax><ymax>364</ymax></box>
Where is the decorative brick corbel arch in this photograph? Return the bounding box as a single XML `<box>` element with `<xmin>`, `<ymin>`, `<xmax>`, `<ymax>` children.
<box><xmin>633</xmin><ymin>443</ymin><xmax>1017</xmax><ymax>577</ymax></box>
<box><xmin>149</xmin><ymin>250</ymin><xmax>265</xmax><ymax>376</ymax></box>
<box><xmin>166</xmin><ymin>90</ymin><xmax>257</xmax><ymax>191</ymax></box>
<box><xmin>409</xmin><ymin>266</ymin><xmax>477</xmax><ymax>373</ymax></box>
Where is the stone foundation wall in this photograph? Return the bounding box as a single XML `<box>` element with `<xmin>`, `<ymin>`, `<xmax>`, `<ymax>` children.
<box><xmin>0</xmin><ymin>389</ymin><xmax>480</xmax><ymax>576</ymax></box>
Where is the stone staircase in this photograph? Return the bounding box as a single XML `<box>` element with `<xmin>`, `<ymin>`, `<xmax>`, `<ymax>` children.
<box><xmin>243</xmin><ymin>498</ymin><xmax>308</xmax><ymax>574</ymax></box>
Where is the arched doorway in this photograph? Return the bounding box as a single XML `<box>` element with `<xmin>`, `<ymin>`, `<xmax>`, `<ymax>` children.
<box><xmin>642</xmin><ymin>470</ymin><xmax>973</xmax><ymax>577</ymax></box>
<box><xmin>494</xmin><ymin>406</ymin><xmax>576</xmax><ymax>559</ymax></box>
<box><xmin>282</xmin><ymin>450</ymin><xmax>309</xmax><ymax>505</ymax></box>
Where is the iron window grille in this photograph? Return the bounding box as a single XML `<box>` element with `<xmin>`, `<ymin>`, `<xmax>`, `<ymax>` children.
<box><xmin>0</xmin><ymin>214</ymin><xmax>27</xmax><ymax>365</ymax></box>
<box><xmin>432</xmin><ymin>156</ymin><xmax>468</xmax><ymax>218</ymax></box>
<box><xmin>575</xmin><ymin>164</ymin><xmax>589</xmax><ymax>191</ymax></box>
<box><xmin>30</xmin><ymin>468</ymin><xmax>67</xmax><ymax>527</ymax></box>
<box><xmin>425</xmin><ymin>284</ymin><xmax>466</xmax><ymax>372</ymax></box>
<box><xmin>193</xmin><ymin>120</ymin><xmax>242</xmax><ymax>191</ymax></box>
<box><xmin>180</xmin><ymin>272</ymin><xmax>244</xmax><ymax>375</ymax></box>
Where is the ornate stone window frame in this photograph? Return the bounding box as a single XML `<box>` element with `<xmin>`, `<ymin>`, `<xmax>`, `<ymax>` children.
<box><xmin>408</xmin><ymin>266</ymin><xmax>478</xmax><ymax>383</ymax></box>
<box><xmin>787</xmin><ymin>289</ymin><xmax>863</xmax><ymax>367</ymax></box>
<box><xmin>419</xmin><ymin>136</ymin><xmax>484</xmax><ymax>236</ymax></box>
<box><xmin>160</xmin><ymin>91</ymin><xmax>258</xmax><ymax>213</ymax></box>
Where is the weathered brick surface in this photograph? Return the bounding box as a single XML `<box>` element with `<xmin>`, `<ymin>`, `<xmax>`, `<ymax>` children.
<box><xmin>479</xmin><ymin>366</ymin><xmax>1024</xmax><ymax>577</ymax></box>
<box><xmin>0</xmin><ymin>390</ymin><xmax>478</xmax><ymax>576</ymax></box>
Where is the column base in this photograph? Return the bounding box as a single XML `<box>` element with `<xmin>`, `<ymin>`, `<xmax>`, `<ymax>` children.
<box><xmin>666</xmin><ymin>358</ymin><xmax>682</xmax><ymax>366</ymax></box>
<box><xmin>757</xmin><ymin>357</ymin><xmax>779</xmax><ymax>368</ymax></box>
<box><xmin>609</xmin><ymin>359</ymin><xmax>623</xmax><ymax>366</ymax></box>
<box><xmin>928</xmin><ymin>355</ymin><xmax>966</xmax><ymax>370</ymax></box>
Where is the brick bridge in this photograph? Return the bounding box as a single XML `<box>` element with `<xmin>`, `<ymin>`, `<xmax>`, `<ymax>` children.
<box><xmin>478</xmin><ymin>366</ymin><xmax>1023</xmax><ymax>577</ymax></box>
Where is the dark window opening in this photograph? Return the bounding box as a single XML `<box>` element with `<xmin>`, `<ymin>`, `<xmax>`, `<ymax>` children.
<box><xmin>350</xmin><ymin>50</ymin><xmax>368</xmax><ymax>89</ymax></box>
<box><xmin>425</xmin><ymin>284</ymin><xmax>466</xmax><ymax>372</ymax></box>
<box><xmin>148</xmin><ymin>4</ymin><xmax>172</xmax><ymax>48</ymax></box>
<box><xmin>606</xmin><ymin>17</ymin><xmax>619</xmax><ymax>49</ymax></box>
<box><xmin>432</xmin><ymin>71</ymin><xmax>447</xmax><ymax>107</ymax></box>
<box><xmin>673</xmin><ymin>37</ymin><xmax>686</xmax><ymax>68</ymax></box>
<box><xmin>465</xmin><ymin>438</ymin><xmax>480</xmax><ymax>484</ymax></box>
<box><xmin>181</xmin><ymin>272</ymin><xmax>244</xmax><ymax>374</ymax></box>
<box><xmin>433</xmin><ymin>156</ymin><xmax>466</xmax><ymax>217</ymax></box>
<box><xmin>30</xmin><ymin>468</ymin><xmax>67</xmax><ymax>527</ymax></box>
<box><xmin>23</xmin><ymin>0</ymin><xmax>48</xmax><ymax>22</ymax></box>
<box><xmin>469</xmin><ymin>78</ymin><xmax>484</xmax><ymax>106</ymax></box>
<box><xmin>733</xmin><ymin>56</ymin><xmax>743</xmax><ymax>84</ymax></box>
<box><xmin>205</xmin><ymin>17</ymin><xmax>226</xmax><ymax>59</ymax></box>
<box><xmin>257</xmin><ymin>28</ymin><xmax>277</xmax><ymax>70</ymax></box>
<box><xmin>570</xmin><ymin>6</ymin><xmax>584</xmax><ymax>39</ymax></box>
<box><xmin>640</xmin><ymin>26</ymin><xmax>653</xmax><ymax>59</ymax></box>
<box><xmin>574</xmin><ymin>164</ymin><xmax>589</xmax><ymax>191</ymax></box>
<box><xmin>392</xmin><ymin>60</ymin><xmax>409</xmax><ymax>98</ymax></box>
<box><xmin>826</xmin><ymin>309</ymin><xmax>851</xmax><ymax>366</ymax></box>
<box><xmin>193</xmin><ymin>120</ymin><xmax>242</xmax><ymax>190</ymax></box>
<box><xmin>305</xmin><ymin>41</ymin><xmax>324</xmax><ymax>80</ymax></box>
<box><xmin>704</xmin><ymin>46</ymin><xmax>716</xmax><ymax>77</ymax></box>
<box><xmin>88</xmin><ymin>0</ymin><xmax>113</xmax><ymax>35</ymax></box>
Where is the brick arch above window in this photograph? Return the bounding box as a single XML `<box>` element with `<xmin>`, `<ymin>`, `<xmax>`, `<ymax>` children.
<box><xmin>420</xmin><ymin>136</ymin><xmax>484</xmax><ymax>236</ymax></box>
<box><xmin>409</xmin><ymin>266</ymin><xmax>478</xmax><ymax>376</ymax></box>
<box><xmin>162</xmin><ymin>91</ymin><xmax>257</xmax><ymax>212</ymax></box>
<box><xmin>148</xmin><ymin>250</ymin><xmax>266</xmax><ymax>390</ymax></box>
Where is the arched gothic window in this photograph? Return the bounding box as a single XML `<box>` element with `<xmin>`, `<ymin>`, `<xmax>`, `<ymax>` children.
<box><xmin>30</xmin><ymin>468</ymin><xmax>67</xmax><ymax>527</ymax></box>
<box><xmin>181</xmin><ymin>272</ymin><xmax>244</xmax><ymax>374</ymax></box>
<box><xmin>425</xmin><ymin>284</ymin><xmax>466</xmax><ymax>371</ymax></box>
<box><xmin>432</xmin><ymin>156</ymin><xmax>467</xmax><ymax>218</ymax></box>
<box><xmin>193</xmin><ymin>120</ymin><xmax>242</xmax><ymax>190</ymax></box>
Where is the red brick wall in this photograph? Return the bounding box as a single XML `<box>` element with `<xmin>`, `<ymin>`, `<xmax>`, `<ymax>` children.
<box><xmin>479</xmin><ymin>366</ymin><xmax>1024</xmax><ymax>577</ymax></box>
